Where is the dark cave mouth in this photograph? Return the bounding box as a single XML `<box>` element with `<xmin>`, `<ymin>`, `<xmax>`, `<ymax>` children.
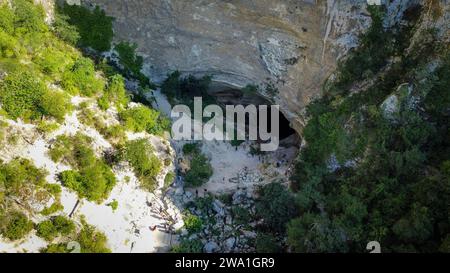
<box><xmin>211</xmin><ymin>88</ymin><xmax>297</xmax><ymax>141</ymax></box>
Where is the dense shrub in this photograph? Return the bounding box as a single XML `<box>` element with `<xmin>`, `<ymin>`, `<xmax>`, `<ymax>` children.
<box><xmin>108</xmin><ymin>200</ymin><xmax>119</xmax><ymax>212</ymax></box>
<box><xmin>50</xmin><ymin>133</ymin><xmax>116</xmax><ymax>202</ymax></box>
<box><xmin>124</xmin><ymin>139</ymin><xmax>162</xmax><ymax>192</ymax></box>
<box><xmin>120</xmin><ymin>105</ymin><xmax>168</xmax><ymax>135</ymax></box>
<box><xmin>285</xmin><ymin>6</ymin><xmax>450</xmax><ymax>252</ymax></box>
<box><xmin>114</xmin><ymin>41</ymin><xmax>150</xmax><ymax>86</ymax></box>
<box><xmin>255</xmin><ymin>233</ymin><xmax>282</xmax><ymax>253</ymax></box>
<box><xmin>62</xmin><ymin>57</ymin><xmax>104</xmax><ymax>96</ymax></box>
<box><xmin>0</xmin><ymin>158</ymin><xmax>48</xmax><ymax>197</ymax></box>
<box><xmin>181</xmin><ymin>143</ymin><xmax>212</xmax><ymax>188</ymax></box>
<box><xmin>99</xmin><ymin>74</ymin><xmax>129</xmax><ymax>110</ymax></box>
<box><xmin>184</xmin><ymin>150</ymin><xmax>213</xmax><ymax>188</ymax></box>
<box><xmin>183</xmin><ymin>212</ymin><xmax>203</xmax><ymax>234</ymax></box>
<box><xmin>59</xmin><ymin>3</ymin><xmax>113</xmax><ymax>52</ymax></box>
<box><xmin>164</xmin><ymin>171</ymin><xmax>175</xmax><ymax>189</ymax></box>
<box><xmin>0</xmin><ymin>4</ymin><xmax>15</xmax><ymax>35</ymax></box>
<box><xmin>40</xmin><ymin>202</ymin><xmax>64</xmax><ymax>216</ymax></box>
<box><xmin>60</xmin><ymin>165</ymin><xmax>116</xmax><ymax>202</ymax></box>
<box><xmin>42</xmin><ymin>219</ymin><xmax>110</xmax><ymax>253</ymax></box>
<box><xmin>49</xmin><ymin>133</ymin><xmax>93</xmax><ymax>166</ymax></box>
<box><xmin>36</xmin><ymin>216</ymin><xmax>75</xmax><ymax>241</ymax></box>
<box><xmin>255</xmin><ymin>183</ymin><xmax>297</xmax><ymax>233</ymax></box>
<box><xmin>182</xmin><ymin>143</ymin><xmax>200</xmax><ymax>155</ymax></box>
<box><xmin>171</xmin><ymin>238</ymin><xmax>203</xmax><ymax>253</ymax></box>
<box><xmin>52</xmin><ymin>13</ymin><xmax>80</xmax><ymax>45</ymax></box>
<box><xmin>40</xmin><ymin>90</ymin><xmax>73</xmax><ymax>122</ymax></box>
<box><xmin>34</xmin><ymin>47</ymin><xmax>68</xmax><ymax>76</ymax></box>
<box><xmin>12</xmin><ymin>0</ymin><xmax>47</xmax><ymax>34</ymax></box>
<box><xmin>0</xmin><ymin>211</ymin><xmax>33</xmax><ymax>241</ymax></box>
<box><xmin>0</xmin><ymin>29</ymin><xmax>21</xmax><ymax>58</ymax></box>
<box><xmin>0</xmin><ymin>71</ymin><xmax>70</xmax><ymax>121</ymax></box>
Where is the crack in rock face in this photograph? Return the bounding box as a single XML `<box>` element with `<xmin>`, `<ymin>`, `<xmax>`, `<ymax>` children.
<box><xmin>79</xmin><ymin>0</ymin><xmax>373</xmax><ymax>133</ymax></box>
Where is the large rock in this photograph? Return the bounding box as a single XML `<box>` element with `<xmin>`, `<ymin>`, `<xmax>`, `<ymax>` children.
<box><xmin>204</xmin><ymin>241</ymin><xmax>219</xmax><ymax>253</ymax></box>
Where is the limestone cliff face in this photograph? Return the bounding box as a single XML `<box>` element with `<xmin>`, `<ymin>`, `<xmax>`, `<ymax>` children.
<box><xmin>77</xmin><ymin>0</ymin><xmax>375</xmax><ymax>132</ymax></box>
<box><xmin>78</xmin><ymin>0</ymin><xmax>449</xmax><ymax>133</ymax></box>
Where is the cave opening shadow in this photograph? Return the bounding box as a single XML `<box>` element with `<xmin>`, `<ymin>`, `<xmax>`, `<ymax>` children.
<box><xmin>213</xmin><ymin>89</ymin><xmax>296</xmax><ymax>141</ymax></box>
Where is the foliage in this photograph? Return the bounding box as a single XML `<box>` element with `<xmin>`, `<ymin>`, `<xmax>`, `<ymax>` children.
<box><xmin>34</xmin><ymin>47</ymin><xmax>68</xmax><ymax>76</ymax></box>
<box><xmin>161</xmin><ymin>71</ymin><xmax>213</xmax><ymax>105</ymax></box>
<box><xmin>41</xmin><ymin>218</ymin><xmax>111</xmax><ymax>253</ymax></box>
<box><xmin>40</xmin><ymin>202</ymin><xmax>64</xmax><ymax>216</ymax></box>
<box><xmin>59</xmin><ymin>3</ymin><xmax>113</xmax><ymax>52</ymax></box>
<box><xmin>184</xmin><ymin>153</ymin><xmax>213</xmax><ymax>188</ymax></box>
<box><xmin>36</xmin><ymin>216</ymin><xmax>75</xmax><ymax>241</ymax></box>
<box><xmin>0</xmin><ymin>71</ymin><xmax>70</xmax><ymax>122</ymax></box>
<box><xmin>183</xmin><ymin>212</ymin><xmax>203</xmax><ymax>234</ymax></box>
<box><xmin>62</xmin><ymin>57</ymin><xmax>105</xmax><ymax>96</ymax></box>
<box><xmin>182</xmin><ymin>143</ymin><xmax>213</xmax><ymax>187</ymax></box>
<box><xmin>115</xmin><ymin>41</ymin><xmax>143</xmax><ymax>75</ymax></box>
<box><xmin>120</xmin><ymin>105</ymin><xmax>168</xmax><ymax>135</ymax></box>
<box><xmin>52</xmin><ymin>13</ymin><xmax>80</xmax><ymax>45</ymax></box>
<box><xmin>114</xmin><ymin>41</ymin><xmax>150</xmax><ymax>87</ymax></box>
<box><xmin>164</xmin><ymin>171</ymin><xmax>175</xmax><ymax>189</ymax></box>
<box><xmin>0</xmin><ymin>211</ymin><xmax>33</xmax><ymax>241</ymax></box>
<box><xmin>242</xmin><ymin>84</ymin><xmax>258</xmax><ymax>95</ymax></box>
<box><xmin>171</xmin><ymin>237</ymin><xmax>203</xmax><ymax>253</ymax></box>
<box><xmin>330</xmin><ymin>5</ymin><xmax>391</xmax><ymax>94</ymax></box>
<box><xmin>108</xmin><ymin>199</ymin><xmax>119</xmax><ymax>212</ymax></box>
<box><xmin>255</xmin><ymin>183</ymin><xmax>297</xmax><ymax>233</ymax></box>
<box><xmin>182</xmin><ymin>143</ymin><xmax>200</xmax><ymax>155</ymax></box>
<box><xmin>99</xmin><ymin>74</ymin><xmax>129</xmax><ymax>110</ymax></box>
<box><xmin>50</xmin><ymin>133</ymin><xmax>116</xmax><ymax>202</ymax></box>
<box><xmin>75</xmin><ymin>219</ymin><xmax>110</xmax><ymax>253</ymax></box>
<box><xmin>0</xmin><ymin>4</ymin><xmax>15</xmax><ymax>35</ymax></box>
<box><xmin>285</xmin><ymin>6</ymin><xmax>450</xmax><ymax>252</ymax></box>
<box><xmin>124</xmin><ymin>139</ymin><xmax>162</xmax><ymax>192</ymax></box>
<box><xmin>12</xmin><ymin>0</ymin><xmax>47</xmax><ymax>34</ymax></box>
<box><xmin>232</xmin><ymin>206</ymin><xmax>252</xmax><ymax>226</ymax></box>
<box><xmin>255</xmin><ymin>233</ymin><xmax>282</xmax><ymax>253</ymax></box>
<box><xmin>0</xmin><ymin>158</ymin><xmax>48</xmax><ymax>197</ymax></box>
<box><xmin>0</xmin><ymin>29</ymin><xmax>22</xmax><ymax>58</ymax></box>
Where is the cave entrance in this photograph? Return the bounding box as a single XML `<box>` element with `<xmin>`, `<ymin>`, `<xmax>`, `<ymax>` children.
<box><xmin>212</xmin><ymin>88</ymin><xmax>297</xmax><ymax>141</ymax></box>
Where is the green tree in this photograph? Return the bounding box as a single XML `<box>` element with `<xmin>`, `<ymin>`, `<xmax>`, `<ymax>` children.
<box><xmin>184</xmin><ymin>153</ymin><xmax>213</xmax><ymax>187</ymax></box>
<box><xmin>255</xmin><ymin>183</ymin><xmax>297</xmax><ymax>233</ymax></box>
<box><xmin>60</xmin><ymin>3</ymin><xmax>113</xmax><ymax>51</ymax></box>
<box><xmin>0</xmin><ymin>211</ymin><xmax>33</xmax><ymax>241</ymax></box>
<box><xmin>0</xmin><ymin>4</ymin><xmax>15</xmax><ymax>34</ymax></box>
<box><xmin>0</xmin><ymin>71</ymin><xmax>46</xmax><ymax>121</ymax></box>
<box><xmin>52</xmin><ymin>13</ymin><xmax>80</xmax><ymax>45</ymax></box>
<box><xmin>12</xmin><ymin>0</ymin><xmax>47</xmax><ymax>34</ymax></box>
<box><xmin>62</xmin><ymin>57</ymin><xmax>105</xmax><ymax>96</ymax></box>
<box><xmin>124</xmin><ymin>139</ymin><xmax>162</xmax><ymax>191</ymax></box>
<box><xmin>255</xmin><ymin>233</ymin><xmax>282</xmax><ymax>253</ymax></box>
<box><xmin>120</xmin><ymin>105</ymin><xmax>161</xmax><ymax>133</ymax></box>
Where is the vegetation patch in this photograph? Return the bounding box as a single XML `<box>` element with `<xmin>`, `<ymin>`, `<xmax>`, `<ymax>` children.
<box><xmin>182</xmin><ymin>143</ymin><xmax>213</xmax><ymax>188</ymax></box>
<box><xmin>58</xmin><ymin>3</ymin><xmax>113</xmax><ymax>52</ymax></box>
<box><xmin>36</xmin><ymin>216</ymin><xmax>75</xmax><ymax>242</ymax></box>
<box><xmin>123</xmin><ymin>139</ymin><xmax>162</xmax><ymax>192</ymax></box>
<box><xmin>0</xmin><ymin>211</ymin><xmax>33</xmax><ymax>241</ymax></box>
<box><xmin>283</xmin><ymin>5</ymin><xmax>450</xmax><ymax>252</ymax></box>
<box><xmin>41</xmin><ymin>217</ymin><xmax>110</xmax><ymax>253</ymax></box>
<box><xmin>50</xmin><ymin>133</ymin><xmax>116</xmax><ymax>202</ymax></box>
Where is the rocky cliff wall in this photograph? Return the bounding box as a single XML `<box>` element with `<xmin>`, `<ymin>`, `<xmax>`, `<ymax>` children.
<box><xmin>77</xmin><ymin>0</ymin><xmax>375</xmax><ymax>132</ymax></box>
<box><xmin>73</xmin><ymin>0</ymin><xmax>447</xmax><ymax>133</ymax></box>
